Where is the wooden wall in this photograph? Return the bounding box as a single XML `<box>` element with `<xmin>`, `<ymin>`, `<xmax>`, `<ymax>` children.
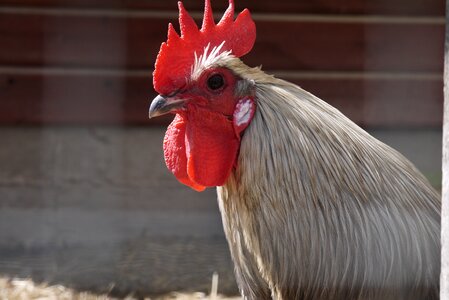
<box><xmin>0</xmin><ymin>0</ymin><xmax>444</xmax><ymax>127</ymax></box>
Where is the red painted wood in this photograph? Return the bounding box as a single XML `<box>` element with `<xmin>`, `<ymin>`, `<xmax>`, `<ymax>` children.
<box><xmin>0</xmin><ymin>12</ymin><xmax>444</xmax><ymax>72</ymax></box>
<box><xmin>0</xmin><ymin>72</ymin><xmax>169</xmax><ymax>125</ymax></box>
<box><xmin>0</xmin><ymin>72</ymin><xmax>442</xmax><ymax>127</ymax></box>
<box><xmin>296</xmin><ymin>77</ymin><xmax>443</xmax><ymax>127</ymax></box>
<box><xmin>0</xmin><ymin>0</ymin><xmax>444</xmax><ymax>16</ymax></box>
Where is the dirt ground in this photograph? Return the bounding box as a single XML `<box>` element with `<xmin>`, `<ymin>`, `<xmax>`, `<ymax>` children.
<box><xmin>0</xmin><ymin>277</ymin><xmax>241</xmax><ymax>300</ymax></box>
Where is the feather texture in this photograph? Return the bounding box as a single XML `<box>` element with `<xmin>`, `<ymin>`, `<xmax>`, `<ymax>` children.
<box><xmin>213</xmin><ymin>57</ymin><xmax>440</xmax><ymax>300</ymax></box>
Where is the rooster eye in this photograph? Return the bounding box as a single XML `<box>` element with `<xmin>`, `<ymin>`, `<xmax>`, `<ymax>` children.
<box><xmin>207</xmin><ymin>74</ymin><xmax>225</xmax><ymax>91</ymax></box>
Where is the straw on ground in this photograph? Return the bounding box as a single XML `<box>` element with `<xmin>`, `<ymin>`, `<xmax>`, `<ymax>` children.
<box><xmin>0</xmin><ymin>277</ymin><xmax>241</xmax><ymax>300</ymax></box>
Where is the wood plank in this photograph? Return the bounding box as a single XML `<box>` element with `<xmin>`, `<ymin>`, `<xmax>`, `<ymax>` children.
<box><xmin>0</xmin><ymin>0</ymin><xmax>444</xmax><ymax>16</ymax></box>
<box><xmin>0</xmin><ymin>71</ymin><xmax>442</xmax><ymax>127</ymax></box>
<box><xmin>0</xmin><ymin>126</ymin><xmax>237</xmax><ymax>295</ymax></box>
<box><xmin>295</xmin><ymin>77</ymin><xmax>443</xmax><ymax>127</ymax></box>
<box><xmin>250</xmin><ymin>21</ymin><xmax>444</xmax><ymax>73</ymax></box>
<box><xmin>0</xmin><ymin>12</ymin><xmax>444</xmax><ymax>72</ymax></box>
<box><xmin>0</xmin><ymin>71</ymin><xmax>171</xmax><ymax>125</ymax></box>
<box><xmin>0</xmin><ymin>238</ymin><xmax>237</xmax><ymax>296</ymax></box>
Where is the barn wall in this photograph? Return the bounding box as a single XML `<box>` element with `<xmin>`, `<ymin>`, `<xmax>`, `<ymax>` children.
<box><xmin>0</xmin><ymin>0</ymin><xmax>444</xmax><ymax>127</ymax></box>
<box><xmin>0</xmin><ymin>0</ymin><xmax>444</xmax><ymax>296</ymax></box>
<box><xmin>0</xmin><ymin>127</ymin><xmax>237</xmax><ymax>296</ymax></box>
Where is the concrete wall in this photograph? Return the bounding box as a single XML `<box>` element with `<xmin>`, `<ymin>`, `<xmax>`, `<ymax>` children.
<box><xmin>0</xmin><ymin>127</ymin><xmax>236</xmax><ymax>296</ymax></box>
<box><xmin>0</xmin><ymin>126</ymin><xmax>442</xmax><ymax>296</ymax></box>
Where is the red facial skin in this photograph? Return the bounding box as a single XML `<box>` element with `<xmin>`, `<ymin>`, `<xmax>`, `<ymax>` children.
<box><xmin>163</xmin><ymin>68</ymin><xmax>255</xmax><ymax>191</ymax></box>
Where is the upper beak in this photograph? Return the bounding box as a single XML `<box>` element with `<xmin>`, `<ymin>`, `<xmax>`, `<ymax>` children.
<box><xmin>149</xmin><ymin>94</ymin><xmax>186</xmax><ymax>119</ymax></box>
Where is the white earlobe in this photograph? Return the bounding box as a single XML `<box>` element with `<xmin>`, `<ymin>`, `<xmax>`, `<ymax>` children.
<box><xmin>233</xmin><ymin>97</ymin><xmax>256</xmax><ymax>136</ymax></box>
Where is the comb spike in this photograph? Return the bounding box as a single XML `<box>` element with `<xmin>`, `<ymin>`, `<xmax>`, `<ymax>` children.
<box><xmin>201</xmin><ymin>0</ymin><xmax>215</xmax><ymax>32</ymax></box>
<box><xmin>167</xmin><ymin>23</ymin><xmax>180</xmax><ymax>44</ymax></box>
<box><xmin>218</xmin><ymin>0</ymin><xmax>235</xmax><ymax>26</ymax></box>
<box><xmin>178</xmin><ymin>1</ymin><xmax>198</xmax><ymax>37</ymax></box>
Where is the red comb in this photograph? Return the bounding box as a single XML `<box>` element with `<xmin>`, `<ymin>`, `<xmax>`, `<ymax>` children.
<box><xmin>153</xmin><ymin>0</ymin><xmax>256</xmax><ymax>95</ymax></box>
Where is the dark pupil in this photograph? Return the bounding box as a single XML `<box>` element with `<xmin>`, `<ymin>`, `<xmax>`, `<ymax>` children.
<box><xmin>207</xmin><ymin>74</ymin><xmax>224</xmax><ymax>90</ymax></box>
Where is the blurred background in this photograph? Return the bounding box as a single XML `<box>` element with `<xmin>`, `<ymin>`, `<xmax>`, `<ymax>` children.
<box><xmin>0</xmin><ymin>0</ymin><xmax>444</xmax><ymax>297</ymax></box>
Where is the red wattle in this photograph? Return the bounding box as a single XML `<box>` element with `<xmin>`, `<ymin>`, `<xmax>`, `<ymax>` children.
<box><xmin>185</xmin><ymin>107</ymin><xmax>239</xmax><ymax>187</ymax></box>
<box><xmin>163</xmin><ymin>114</ymin><xmax>206</xmax><ymax>191</ymax></box>
<box><xmin>163</xmin><ymin>107</ymin><xmax>240</xmax><ymax>191</ymax></box>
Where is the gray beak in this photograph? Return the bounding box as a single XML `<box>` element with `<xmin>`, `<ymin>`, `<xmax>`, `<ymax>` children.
<box><xmin>149</xmin><ymin>94</ymin><xmax>185</xmax><ymax>119</ymax></box>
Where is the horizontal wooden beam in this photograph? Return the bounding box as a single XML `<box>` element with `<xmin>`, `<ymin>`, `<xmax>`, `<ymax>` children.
<box><xmin>0</xmin><ymin>70</ymin><xmax>442</xmax><ymax>127</ymax></box>
<box><xmin>0</xmin><ymin>0</ymin><xmax>444</xmax><ymax>16</ymax></box>
<box><xmin>0</xmin><ymin>11</ymin><xmax>444</xmax><ymax>72</ymax></box>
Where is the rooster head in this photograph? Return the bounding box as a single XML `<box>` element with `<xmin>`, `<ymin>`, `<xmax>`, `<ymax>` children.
<box><xmin>149</xmin><ymin>0</ymin><xmax>257</xmax><ymax>191</ymax></box>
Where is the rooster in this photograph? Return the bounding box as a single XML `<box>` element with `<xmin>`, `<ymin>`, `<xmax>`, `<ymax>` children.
<box><xmin>148</xmin><ymin>1</ymin><xmax>441</xmax><ymax>299</ymax></box>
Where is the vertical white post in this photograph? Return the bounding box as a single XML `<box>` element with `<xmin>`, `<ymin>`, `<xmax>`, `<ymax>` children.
<box><xmin>441</xmin><ymin>0</ymin><xmax>449</xmax><ymax>297</ymax></box>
